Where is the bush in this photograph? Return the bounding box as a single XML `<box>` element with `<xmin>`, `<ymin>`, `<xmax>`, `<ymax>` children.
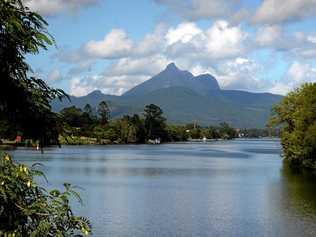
<box><xmin>270</xmin><ymin>83</ymin><xmax>316</xmax><ymax>168</ymax></box>
<box><xmin>0</xmin><ymin>153</ymin><xmax>91</xmax><ymax>236</ymax></box>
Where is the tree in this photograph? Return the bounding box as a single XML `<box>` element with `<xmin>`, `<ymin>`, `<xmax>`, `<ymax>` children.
<box><xmin>269</xmin><ymin>83</ymin><xmax>316</xmax><ymax>168</ymax></box>
<box><xmin>218</xmin><ymin>122</ymin><xmax>237</xmax><ymax>139</ymax></box>
<box><xmin>0</xmin><ymin>0</ymin><xmax>67</xmax><ymax>146</ymax></box>
<box><xmin>144</xmin><ymin>104</ymin><xmax>167</xmax><ymax>141</ymax></box>
<box><xmin>0</xmin><ymin>153</ymin><xmax>91</xmax><ymax>236</ymax></box>
<box><xmin>130</xmin><ymin>114</ymin><xmax>146</xmax><ymax>143</ymax></box>
<box><xmin>206</xmin><ymin>126</ymin><xmax>220</xmax><ymax>139</ymax></box>
<box><xmin>83</xmin><ymin>104</ymin><xmax>94</xmax><ymax>120</ymax></box>
<box><xmin>60</xmin><ymin>106</ymin><xmax>84</xmax><ymax>128</ymax></box>
<box><xmin>97</xmin><ymin>101</ymin><xmax>110</xmax><ymax>126</ymax></box>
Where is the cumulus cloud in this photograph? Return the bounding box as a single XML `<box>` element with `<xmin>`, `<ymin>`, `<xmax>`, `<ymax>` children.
<box><xmin>59</xmin><ymin>20</ymin><xmax>248</xmax><ymax>65</ymax></box>
<box><xmin>69</xmin><ymin>74</ymin><xmax>149</xmax><ymax>96</ymax></box>
<box><xmin>59</xmin><ymin>20</ymin><xmax>255</xmax><ymax>96</ymax></box>
<box><xmin>286</xmin><ymin>61</ymin><xmax>316</xmax><ymax>83</ymax></box>
<box><xmin>270</xmin><ymin>61</ymin><xmax>316</xmax><ymax>94</ymax></box>
<box><xmin>64</xmin><ymin>57</ymin><xmax>167</xmax><ymax>98</ymax></box>
<box><xmin>54</xmin><ymin>17</ymin><xmax>315</xmax><ymax>97</ymax></box>
<box><xmin>214</xmin><ymin>57</ymin><xmax>267</xmax><ymax>91</ymax></box>
<box><xmin>105</xmin><ymin>55</ymin><xmax>169</xmax><ymax>77</ymax></box>
<box><xmin>205</xmin><ymin>21</ymin><xmax>247</xmax><ymax>58</ymax></box>
<box><xmin>165</xmin><ymin>22</ymin><xmax>202</xmax><ymax>45</ymax></box>
<box><xmin>254</xmin><ymin>26</ymin><xmax>316</xmax><ymax>59</ymax></box>
<box><xmin>133</xmin><ymin>24</ymin><xmax>168</xmax><ymax>57</ymax></box>
<box><xmin>58</xmin><ymin>26</ymin><xmax>166</xmax><ymax>64</ymax></box>
<box><xmin>84</xmin><ymin>29</ymin><xmax>133</xmax><ymax>59</ymax></box>
<box><xmin>68</xmin><ymin>54</ymin><xmax>169</xmax><ymax>96</ymax></box>
<box><xmin>253</xmin><ymin>0</ymin><xmax>316</xmax><ymax>24</ymax></box>
<box><xmin>56</xmin><ymin>29</ymin><xmax>133</xmax><ymax>65</ymax></box>
<box><xmin>166</xmin><ymin>21</ymin><xmax>248</xmax><ymax>60</ymax></box>
<box><xmin>25</xmin><ymin>0</ymin><xmax>98</xmax><ymax>16</ymax></box>
<box><xmin>215</xmin><ymin>59</ymin><xmax>316</xmax><ymax>95</ymax></box>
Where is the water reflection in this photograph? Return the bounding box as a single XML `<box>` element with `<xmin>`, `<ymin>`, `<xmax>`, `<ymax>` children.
<box><xmin>10</xmin><ymin>140</ymin><xmax>316</xmax><ymax>236</ymax></box>
<box><xmin>281</xmin><ymin>163</ymin><xmax>316</xmax><ymax>216</ymax></box>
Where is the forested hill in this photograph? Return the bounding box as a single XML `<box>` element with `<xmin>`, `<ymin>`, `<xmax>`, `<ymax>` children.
<box><xmin>52</xmin><ymin>63</ymin><xmax>282</xmax><ymax>128</ymax></box>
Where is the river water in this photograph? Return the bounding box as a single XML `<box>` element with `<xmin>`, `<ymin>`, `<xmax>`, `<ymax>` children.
<box><xmin>10</xmin><ymin>139</ymin><xmax>316</xmax><ymax>236</ymax></box>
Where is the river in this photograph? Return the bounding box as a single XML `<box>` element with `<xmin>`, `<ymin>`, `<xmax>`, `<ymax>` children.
<box><xmin>10</xmin><ymin>139</ymin><xmax>316</xmax><ymax>236</ymax></box>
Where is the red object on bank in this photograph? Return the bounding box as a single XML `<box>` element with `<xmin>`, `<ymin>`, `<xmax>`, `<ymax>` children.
<box><xmin>15</xmin><ymin>135</ymin><xmax>22</xmax><ymax>142</ymax></box>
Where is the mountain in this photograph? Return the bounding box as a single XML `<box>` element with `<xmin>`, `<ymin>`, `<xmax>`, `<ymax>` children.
<box><xmin>124</xmin><ymin>62</ymin><xmax>220</xmax><ymax>97</ymax></box>
<box><xmin>52</xmin><ymin>63</ymin><xmax>282</xmax><ymax>128</ymax></box>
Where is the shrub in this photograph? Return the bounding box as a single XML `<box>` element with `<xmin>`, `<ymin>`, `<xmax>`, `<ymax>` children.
<box><xmin>0</xmin><ymin>153</ymin><xmax>91</xmax><ymax>236</ymax></box>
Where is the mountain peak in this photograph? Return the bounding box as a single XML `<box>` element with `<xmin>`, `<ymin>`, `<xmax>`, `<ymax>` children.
<box><xmin>87</xmin><ymin>90</ymin><xmax>103</xmax><ymax>96</ymax></box>
<box><xmin>165</xmin><ymin>62</ymin><xmax>179</xmax><ymax>71</ymax></box>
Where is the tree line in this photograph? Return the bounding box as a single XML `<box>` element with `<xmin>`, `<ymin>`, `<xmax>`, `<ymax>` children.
<box><xmin>57</xmin><ymin>102</ymin><xmax>239</xmax><ymax>145</ymax></box>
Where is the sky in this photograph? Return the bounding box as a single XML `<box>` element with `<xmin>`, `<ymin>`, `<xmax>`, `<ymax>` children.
<box><xmin>25</xmin><ymin>0</ymin><xmax>316</xmax><ymax>96</ymax></box>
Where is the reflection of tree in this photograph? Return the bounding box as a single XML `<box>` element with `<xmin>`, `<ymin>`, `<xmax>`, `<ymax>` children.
<box><xmin>280</xmin><ymin>161</ymin><xmax>316</xmax><ymax>216</ymax></box>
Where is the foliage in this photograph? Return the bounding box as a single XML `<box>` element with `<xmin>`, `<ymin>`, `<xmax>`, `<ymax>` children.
<box><xmin>60</xmin><ymin>106</ymin><xmax>90</xmax><ymax>128</ymax></box>
<box><xmin>166</xmin><ymin>125</ymin><xmax>189</xmax><ymax>142</ymax></box>
<box><xmin>269</xmin><ymin>83</ymin><xmax>316</xmax><ymax>168</ymax></box>
<box><xmin>97</xmin><ymin>101</ymin><xmax>110</xmax><ymax>126</ymax></box>
<box><xmin>54</xmin><ymin>103</ymin><xmax>241</xmax><ymax>145</ymax></box>
<box><xmin>0</xmin><ymin>153</ymin><xmax>91</xmax><ymax>236</ymax></box>
<box><xmin>218</xmin><ymin>122</ymin><xmax>238</xmax><ymax>140</ymax></box>
<box><xmin>206</xmin><ymin>126</ymin><xmax>221</xmax><ymax>139</ymax></box>
<box><xmin>144</xmin><ymin>104</ymin><xmax>168</xmax><ymax>140</ymax></box>
<box><xmin>0</xmin><ymin>0</ymin><xmax>67</xmax><ymax>146</ymax></box>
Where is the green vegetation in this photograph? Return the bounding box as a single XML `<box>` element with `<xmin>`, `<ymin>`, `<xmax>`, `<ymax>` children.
<box><xmin>54</xmin><ymin>103</ymin><xmax>239</xmax><ymax>145</ymax></box>
<box><xmin>0</xmin><ymin>1</ymin><xmax>91</xmax><ymax>235</ymax></box>
<box><xmin>0</xmin><ymin>153</ymin><xmax>91</xmax><ymax>236</ymax></box>
<box><xmin>144</xmin><ymin>104</ymin><xmax>168</xmax><ymax>141</ymax></box>
<box><xmin>0</xmin><ymin>0</ymin><xmax>67</xmax><ymax>147</ymax></box>
<box><xmin>97</xmin><ymin>101</ymin><xmax>111</xmax><ymax>126</ymax></box>
<box><xmin>270</xmin><ymin>83</ymin><xmax>316</xmax><ymax>168</ymax></box>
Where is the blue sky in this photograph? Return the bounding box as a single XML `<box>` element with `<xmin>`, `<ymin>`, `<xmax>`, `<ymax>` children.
<box><xmin>26</xmin><ymin>0</ymin><xmax>316</xmax><ymax>96</ymax></box>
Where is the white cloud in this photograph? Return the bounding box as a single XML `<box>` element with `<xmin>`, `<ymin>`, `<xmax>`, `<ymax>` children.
<box><xmin>165</xmin><ymin>22</ymin><xmax>202</xmax><ymax>45</ymax></box>
<box><xmin>105</xmin><ymin>55</ymin><xmax>169</xmax><ymax>77</ymax></box>
<box><xmin>269</xmin><ymin>61</ymin><xmax>316</xmax><ymax>94</ymax></box>
<box><xmin>55</xmin><ymin>18</ymin><xmax>316</xmax><ymax>97</ymax></box>
<box><xmin>133</xmin><ymin>24</ymin><xmax>168</xmax><ymax>56</ymax></box>
<box><xmin>254</xmin><ymin>26</ymin><xmax>316</xmax><ymax>59</ymax></box>
<box><xmin>84</xmin><ymin>29</ymin><xmax>133</xmax><ymax>59</ymax></box>
<box><xmin>59</xmin><ymin>20</ymin><xmax>248</xmax><ymax>66</ymax></box>
<box><xmin>286</xmin><ymin>61</ymin><xmax>316</xmax><ymax>83</ymax></box>
<box><xmin>25</xmin><ymin>0</ymin><xmax>98</xmax><ymax>16</ymax></box>
<box><xmin>253</xmin><ymin>0</ymin><xmax>316</xmax><ymax>24</ymax></box>
<box><xmin>308</xmin><ymin>35</ymin><xmax>316</xmax><ymax>43</ymax></box>
<box><xmin>47</xmin><ymin>69</ymin><xmax>61</xmax><ymax>81</ymax></box>
<box><xmin>69</xmin><ymin>55</ymin><xmax>169</xmax><ymax>96</ymax></box>
<box><xmin>255</xmin><ymin>25</ymin><xmax>282</xmax><ymax>46</ymax></box>
<box><xmin>166</xmin><ymin>20</ymin><xmax>248</xmax><ymax>60</ymax></box>
<box><xmin>205</xmin><ymin>21</ymin><xmax>247</xmax><ymax>58</ymax></box>
<box><xmin>69</xmin><ymin>74</ymin><xmax>149</xmax><ymax>96</ymax></box>
<box><xmin>215</xmin><ymin>57</ymin><xmax>267</xmax><ymax>91</ymax></box>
